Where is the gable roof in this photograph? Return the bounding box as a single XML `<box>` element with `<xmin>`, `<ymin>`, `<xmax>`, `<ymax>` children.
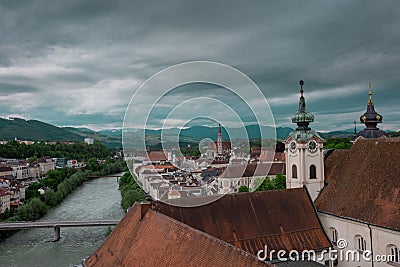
<box><xmin>218</xmin><ymin>163</ymin><xmax>284</xmax><ymax>178</ymax></box>
<box><xmin>153</xmin><ymin>188</ymin><xmax>331</xmax><ymax>258</ymax></box>
<box><xmin>147</xmin><ymin>151</ymin><xmax>168</xmax><ymax>161</ymax></box>
<box><xmin>84</xmin><ymin>203</ymin><xmax>271</xmax><ymax>267</ymax></box>
<box><xmin>259</xmin><ymin>151</ymin><xmax>286</xmax><ymax>163</ymax></box>
<box><xmin>315</xmin><ymin>138</ymin><xmax>400</xmax><ymax>231</ymax></box>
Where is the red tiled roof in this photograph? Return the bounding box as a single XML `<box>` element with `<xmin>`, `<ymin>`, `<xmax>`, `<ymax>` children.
<box><xmin>268</xmin><ymin>162</ymin><xmax>286</xmax><ymax>175</ymax></box>
<box><xmin>147</xmin><ymin>151</ymin><xmax>168</xmax><ymax>161</ymax></box>
<box><xmin>219</xmin><ymin>163</ymin><xmax>274</xmax><ymax>178</ymax></box>
<box><xmin>315</xmin><ymin>138</ymin><xmax>400</xmax><ymax>231</ymax></box>
<box><xmin>85</xmin><ymin>203</ymin><xmax>271</xmax><ymax>267</ymax></box>
<box><xmin>153</xmin><ymin>188</ymin><xmax>331</xmax><ymax>257</ymax></box>
<box><xmin>259</xmin><ymin>152</ymin><xmax>285</xmax><ymax>162</ymax></box>
<box><xmin>0</xmin><ymin>187</ymin><xmax>9</xmax><ymax>197</ymax></box>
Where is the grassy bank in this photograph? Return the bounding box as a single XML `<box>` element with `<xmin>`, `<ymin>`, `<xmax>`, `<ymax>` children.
<box><xmin>118</xmin><ymin>172</ymin><xmax>146</xmax><ymax>211</ymax></box>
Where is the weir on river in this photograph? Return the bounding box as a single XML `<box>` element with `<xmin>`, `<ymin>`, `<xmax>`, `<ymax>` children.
<box><xmin>0</xmin><ymin>175</ymin><xmax>125</xmax><ymax>267</ymax></box>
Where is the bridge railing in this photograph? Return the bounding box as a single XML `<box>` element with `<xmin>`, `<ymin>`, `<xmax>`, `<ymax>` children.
<box><xmin>0</xmin><ymin>220</ymin><xmax>120</xmax><ymax>241</ymax></box>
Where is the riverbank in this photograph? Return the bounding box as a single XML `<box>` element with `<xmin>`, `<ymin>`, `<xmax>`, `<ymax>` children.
<box><xmin>0</xmin><ymin>160</ymin><xmax>127</xmax><ymax>240</ymax></box>
<box><xmin>118</xmin><ymin>172</ymin><xmax>146</xmax><ymax>211</ymax></box>
<box><xmin>0</xmin><ymin>177</ymin><xmax>125</xmax><ymax>267</ymax></box>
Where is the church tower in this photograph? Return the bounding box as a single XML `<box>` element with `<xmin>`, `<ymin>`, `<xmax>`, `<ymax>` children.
<box><xmin>355</xmin><ymin>83</ymin><xmax>387</xmax><ymax>139</ymax></box>
<box><xmin>217</xmin><ymin>123</ymin><xmax>223</xmax><ymax>155</ymax></box>
<box><xmin>285</xmin><ymin>80</ymin><xmax>325</xmax><ymax>201</ymax></box>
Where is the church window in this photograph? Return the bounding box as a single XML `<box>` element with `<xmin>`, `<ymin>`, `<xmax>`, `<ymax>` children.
<box><xmin>387</xmin><ymin>244</ymin><xmax>399</xmax><ymax>263</ymax></box>
<box><xmin>310</xmin><ymin>165</ymin><xmax>317</xmax><ymax>179</ymax></box>
<box><xmin>329</xmin><ymin>227</ymin><xmax>338</xmax><ymax>244</ymax></box>
<box><xmin>354</xmin><ymin>235</ymin><xmax>366</xmax><ymax>251</ymax></box>
<box><xmin>292</xmin><ymin>165</ymin><xmax>297</xmax><ymax>178</ymax></box>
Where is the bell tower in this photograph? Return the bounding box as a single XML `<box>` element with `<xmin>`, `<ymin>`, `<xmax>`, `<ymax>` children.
<box><xmin>285</xmin><ymin>80</ymin><xmax>325</xmax><ymax>201</ymax></box>
<box><xmin>217</xmin><ymin>123</ymin><xmax>223</xmax><ymax>155</ymax></box>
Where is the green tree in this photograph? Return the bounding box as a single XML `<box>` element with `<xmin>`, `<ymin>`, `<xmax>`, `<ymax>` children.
<box><xmin>87</xmin><ymin>158</ymin><xmax>100</xmax><ymax>171</ymax></box>
<box><xmin>324</xmin><ymin>138</ymin><xmax>352</xmax><ymax>149</ymax></box>
<box><xmin>254</xmin><ymin>175</ymin><xmax>286</xmax><ymax>192</ymax></box>
<box><xmin>255</xmin><ymin>177</ymin><xmax>275</xmax><ymax>191</ymax></box>
<box><xmin>272</xmin><ymin>174</ymin><xmax>286</xmax><ymax>190</ymax></box>
<box><xmin>238</xmin><ymin>185</ymin><xmax>249</xmax><ymax>192</ymax></box>
<box><xmin>43</xmin><ymin>188</ymin><xmax>56</xmax><ymax>207</ymax></box>
<box><xmin>121</xmin><ymin>189</ymin><xmax>146</xmax><ymax>211</ymax></box>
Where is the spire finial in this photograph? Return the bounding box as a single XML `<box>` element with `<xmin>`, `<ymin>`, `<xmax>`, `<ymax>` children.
<box><xmin>368</xmin><ymin>83</ymin><xmax>373</xmax><ymax>105</ymax></box>
<box><xmin>299</xmin><ymin>80</ymin><xmax>304</xmax><ymax>96</ymax></box>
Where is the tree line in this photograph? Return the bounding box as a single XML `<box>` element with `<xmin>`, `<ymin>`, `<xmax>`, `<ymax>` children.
<box><xmin>118</xmin><ymin>172</ymin><xmax>146</xmax><ymax>211</ymax></box>
<box><xmin>0</xmin><ymin>140</ymin><xmax>111</xmax><ymax>161</ymax></box>
<box><xmin>244</xmin><ymin>174</ymin><xmax>286</xmax><ymax>192</ymax></box>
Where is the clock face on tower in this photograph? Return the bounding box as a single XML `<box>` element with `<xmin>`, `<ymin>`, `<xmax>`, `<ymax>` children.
<box><xmin>307</xmin><ymin>140</ymin><xmax>318</xmax><ymax>153</ymax></box>
<box><xmin>289</xmin><ymin>141</ymin><xmax>297</xmax><ymax>153</ymax></box>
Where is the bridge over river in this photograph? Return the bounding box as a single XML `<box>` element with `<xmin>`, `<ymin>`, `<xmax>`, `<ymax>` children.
<box><xmin>0</xmin><ymin>220</ymin><xmax>120</xmax><ymax>241</ymax></box>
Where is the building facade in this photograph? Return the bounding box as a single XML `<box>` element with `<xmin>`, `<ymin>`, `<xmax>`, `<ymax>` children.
<box><xmin>285</xmin><ymin>81</ymin><xmax>325</xmax><ymax>201</ymax></box>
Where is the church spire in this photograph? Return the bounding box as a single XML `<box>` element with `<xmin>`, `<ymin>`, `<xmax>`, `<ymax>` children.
<box><xmin>356</xmin><ymin>83</ymin><xmax>386</xmax><ymax>139</ymax></box>
<box><xmin>217</xmin><ymin>123</ymin><xmax>222</xmax><ymax>155</ymax></box>
<box><xmin>291</xmin><ymin>80</ymin><xmax>314</xmax><ymax>131</ymax></box>
<box><xmin>360</xmin><ymin>83</ymin><xmax>382</xmax><ymax>129</ymax></box>
<box><xmin>368</xmin><ymin>83</ymin><xmax>373</xmax><ymax>105</ymax></box>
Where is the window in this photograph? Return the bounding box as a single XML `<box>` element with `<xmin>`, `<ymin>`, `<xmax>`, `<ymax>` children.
<box><xmin>354</xmin><ymin>235</ymin><xmax>366</xmax><ymax>251</ymax></box>
<box><xmin>309</xmin><ymin>165</ymin><xmax>317</xmax><ymax>179</ymax></box>
<box><xmin>329</xmin><ymin>227</ymin><xmax>338</xmax><ymax>245</ymax></box>
<box><xmin>387</xmin><ymin>244</ymin><xmax>399</xmax><ymax>264</ymax></box>
<box><xmin>292</xmin><ymin>164</ymin><xmax>297</xmax><ymax>179</ymax></box>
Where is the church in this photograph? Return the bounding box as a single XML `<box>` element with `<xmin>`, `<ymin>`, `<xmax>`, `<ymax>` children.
<box><xmin>206</xmin><ymin>123</ymin><xmax>232</xmax><ymax>159</ymax></box>
<box><xmin>285</xmin><ymin>81</ymin><xmax>400</xmax><ymax>267</ymax></box>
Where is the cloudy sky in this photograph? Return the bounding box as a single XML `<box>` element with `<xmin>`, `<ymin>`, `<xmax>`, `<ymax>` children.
<box><xmin>0</xmin><ymin>0</ymin><xmax>399</xmax><ymax>132</ymax></box>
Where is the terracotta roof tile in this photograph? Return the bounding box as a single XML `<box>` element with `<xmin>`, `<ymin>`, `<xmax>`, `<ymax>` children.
<box><xmin>147</xmin><ymin>151</ymin><xmax>168</xmax><ymax>161</ymax></box>
<box><xmin>315</xmin><ymin>138</ymin><xmax>400</xmax><ymax>231</ymax></box>
<box><xmin>153</xmin><ymin>188</ymin><xmax>331</xmax><ymax>258</ymax></box>
<box><xmin>219</xmin><ymin>163</ymin><xmax>273</xmax><ymax>178</ymax></box>
<box><xmin>85</xmin><ymin>204</ymin><xmax>271</xmax><ymax>267</ymax></box>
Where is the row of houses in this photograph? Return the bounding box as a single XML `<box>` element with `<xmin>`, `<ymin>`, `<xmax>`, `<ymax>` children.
<box><xmin>0</xmin><ymin>178</ymin><xmax>25</xmax><ymax>213</ymax></box>
<box><xmin>134</xmin><ymin>148</ymin><xmax>287</xmax><ymax>201</ymax></box>
<box><xmin>0</xmin><ymin>157</ymin><xmax>86</xmax><ymax>214</ymax></box>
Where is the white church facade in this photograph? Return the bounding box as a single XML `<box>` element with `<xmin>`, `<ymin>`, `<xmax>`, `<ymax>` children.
<box><xmin>285</xmin><ymin>80</ymin><xmax>325</xmax><ymax>201</ymax></box>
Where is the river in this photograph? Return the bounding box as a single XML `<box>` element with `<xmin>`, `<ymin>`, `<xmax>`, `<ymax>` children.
<box><xmin>0</xmin><ymin>176</ymin><xmax>125</xmax><ymax>267</ymax></box>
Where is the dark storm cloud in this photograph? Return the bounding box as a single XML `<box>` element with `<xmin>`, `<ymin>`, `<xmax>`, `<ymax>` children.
<box><xmin>0</xmin><ymin>0</ymin><xmax>399</xmax><ymax>130</ymax></box>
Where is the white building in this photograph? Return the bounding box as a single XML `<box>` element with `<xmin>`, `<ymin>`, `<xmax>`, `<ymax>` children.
<box><xmin>0</xmin><ymin>188</ymin><xmax>10</xmax><ymax>214</ymax></box>
<box><xmin>84</xmin><ymin>138</ymin><xmax>94</xmax><ymax>145</ymax></box>
<box><xmin>315</xmin><ymin>138</ymin><xmax>400</xmax><ymax>267</ymax></box>
<box><xmin>285</xmin><ymin>80</ymin><xmax>325</xmax><ymax>201</ymax></box>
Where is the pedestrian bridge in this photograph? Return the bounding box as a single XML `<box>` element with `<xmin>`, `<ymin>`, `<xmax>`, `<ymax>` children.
<box><xmin>0</xmin><ymin>220</ymin><xmax>120</xmax><ymax>241</ymax></box>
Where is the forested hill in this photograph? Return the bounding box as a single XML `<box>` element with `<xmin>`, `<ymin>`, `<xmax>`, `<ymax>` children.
<box><xmin>0</xmin><ymin>118</ymin><xmax>82</xmax><ymax>141</ymax></box>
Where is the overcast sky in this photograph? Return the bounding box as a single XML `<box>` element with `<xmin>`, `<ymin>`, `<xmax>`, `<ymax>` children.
<box><xmin>0</xmin><ymin>0</ymin><xmax>399</xmax><ymax>132</ymax></box>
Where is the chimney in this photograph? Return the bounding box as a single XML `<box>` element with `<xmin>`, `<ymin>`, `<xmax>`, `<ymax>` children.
<box><xmin>139</xmin><ymin>202</ymin><xmax>151</xmax><ymax>220</ymax></box>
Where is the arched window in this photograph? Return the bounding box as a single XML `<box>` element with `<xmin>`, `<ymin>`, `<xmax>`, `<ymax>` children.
<box><xmin>309</xmin><ymin>165</ymin><xmax>317</xmax><ymax>179</ymax></box>
<box><xmin>292</xmin><ymin>164</ymin><xmax>297</xmax><ymax>179</ymax></box>
<box><xmin>354</xmin><ymin>235</ymin><xmax>366</xmax><ymax>251</ymax></box>
<box><xmin>387</xmin><ymin>244</ymin><xmax>399</xmax><ymax>263</ymax></box>
<box><xmin>329</xmin><ymin>227</ymin><xmax>338</xmax><ymax>244</ymax></box>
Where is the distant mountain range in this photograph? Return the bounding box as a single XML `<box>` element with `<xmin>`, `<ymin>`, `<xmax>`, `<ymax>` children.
<box><xmin>2</xmin><ymin>117</ymin><xmax>393</xmax><ymax>148</ymax></box>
